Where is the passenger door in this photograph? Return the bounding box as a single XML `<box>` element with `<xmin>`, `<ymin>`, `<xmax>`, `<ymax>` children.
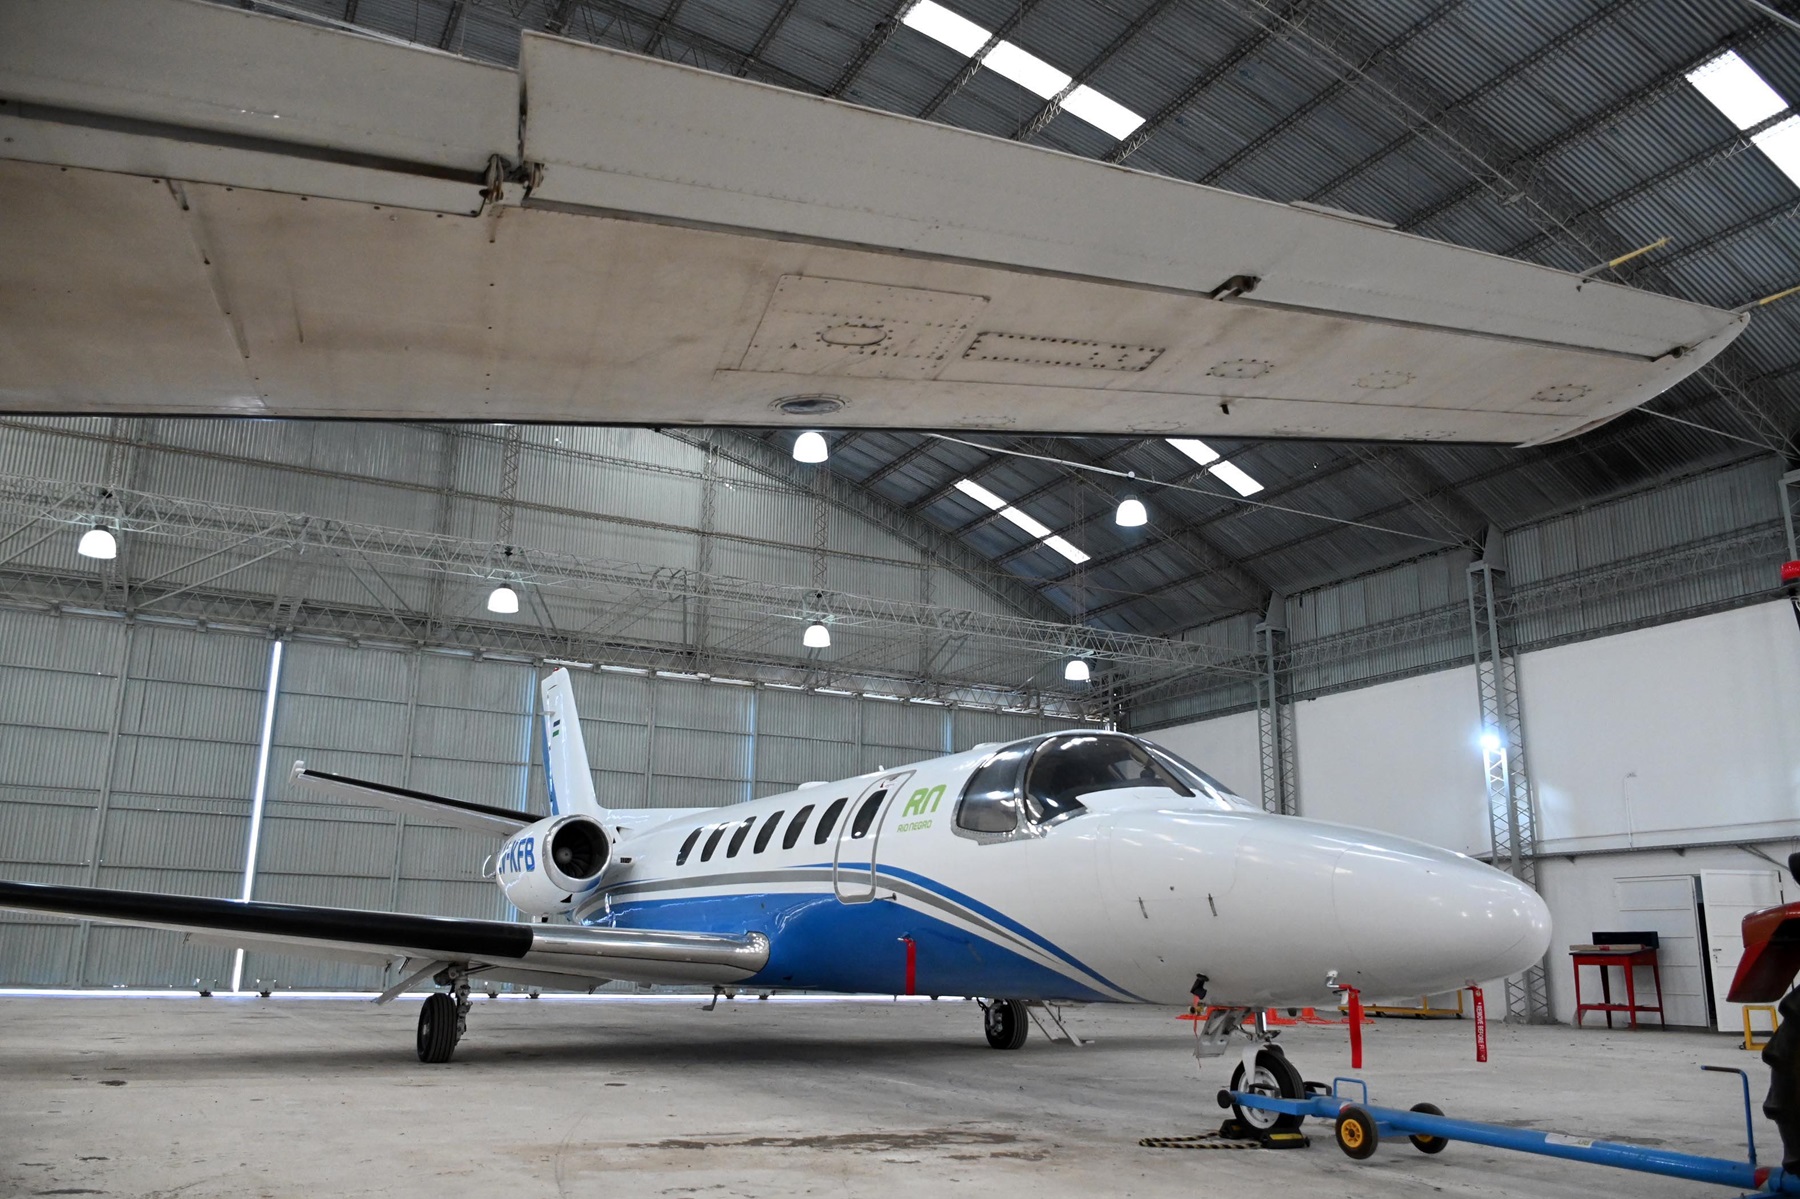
<box><xmin>833</xmin><ymin>771</ymin><xmax>913</xmax><ymax>903</ymax></box>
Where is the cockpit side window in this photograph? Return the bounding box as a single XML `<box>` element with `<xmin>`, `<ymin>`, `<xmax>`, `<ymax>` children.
<box><xmin>1023</xmin><ymin>735</ymin><xmax>1191</xmax><ymax>823</ymax></box>
<box><xmin>1143</xmin><ymin>744</ymin><xmax>1254</xmax><ymax>810</ymax></box>
<box><xmin>955</xmin><ymin>742</ymin><xmax>1031</xmax><ymax>834</ymax></box>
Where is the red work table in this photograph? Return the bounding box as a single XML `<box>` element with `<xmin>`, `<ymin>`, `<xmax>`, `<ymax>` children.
<box><xmin>1570</xmin><ymin>944</ymin><xmax>1665</xmax><ymax>1028</ymax></box>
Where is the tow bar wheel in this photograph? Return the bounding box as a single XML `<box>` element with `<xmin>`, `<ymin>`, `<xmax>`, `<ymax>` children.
<box><xmin>1334</xmin><ymin>1104</ymin><xmax>1380</xmax><ymax>1160</ymax></box>
<box><xmin>1406</xmin><ymin>1102</ymin><xmax>1449</xmax><ymax>1153</ymax></box>
<box><xmin>1228</xmin><ymin>1047</ymin><xmax>1305</xmax><ymax>1132</ymax></box>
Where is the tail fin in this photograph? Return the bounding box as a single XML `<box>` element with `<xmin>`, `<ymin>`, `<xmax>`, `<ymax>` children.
<box><xmin>539</xmin><ymin>667</ymin><xmax>603</xmax><ymax>818</ymax></box>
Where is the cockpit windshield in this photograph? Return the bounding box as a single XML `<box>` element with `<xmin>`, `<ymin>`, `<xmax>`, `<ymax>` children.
<box><xmin>955</xmin><ymin>734</ymin><xmax>1253</xmax><ymax>837</ymax></box>
<box><xmin>1023</xmin><ymin>734</ymin><xmax>1191</xmax><ymax>822</ymax></box>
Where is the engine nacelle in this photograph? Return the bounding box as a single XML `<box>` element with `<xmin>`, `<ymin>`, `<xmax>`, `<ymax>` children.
<box><xmin>494</xmin><ymin>814</ymin><xmax>611</xmax><ymax>917</ymax></box>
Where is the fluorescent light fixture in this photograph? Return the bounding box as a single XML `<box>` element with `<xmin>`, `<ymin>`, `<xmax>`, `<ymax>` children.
<box><xmin>803</xmin><ymin>620</ymin><xmax>831</xmax><ymax>649</ymax></box>
<box><xmin>1115</xmin><ymin>496</ymin><xmax>1147</xmax><ymax>527</ymax></box>
<box><xmin>793</xmin><ymin>430</ymin><xmax>828</xmax><ymax>463</ymax></box>
<box><xmin>953</xmin><ymin>478</ymin><xmax>1007</xmax><ymax>510</ymax></box>
<box><xmin>1208</xmin><ymin>460</ymin><xmax>1264</xmax><ymax>496</ymax></box>
<box><xmin>1753</xmin><ymin>115</ymin><xmax>1800</xmax><ymax>185</ymax></box>
<box><xmin>1063</xmin><ymin>658</ymin><xmax>1091</xmax><ymax>683</ymax></box>
<box><xmin>1166</xmin><ymin>437</ymin><xmax>1221</xmax><ymax>466</ymax></box>
<box><xmin>984</xmin><ymin>41</ymin><xmax>1070</xmax><ymax>99</ymax></box>
<box><xmin>1687</xmin><ymin>50</ymin><xmax>1787</xmax><ymax>131</ymax></box>
<box><xmin>998</xmin><ymin>506</ymin><xmax>1052</xmax><ymax>539</ymax></box>
<box><xmin>486</xmin><ymin>584</ymin><xmax>520</xmax><ymax>614</ymax></box>
<box><xmin>77</xmin><ymin>526</ymin><xmax>116</xmax><ymax>560</ymax></box>
<box><xmin>1042</xmin><ymin>535</ymin><xmax>1090</xmax><ymax>564</ymax></box>
<box><xmin>902</xmin><ymin>0</ymin><xmax>989</xmax><ymax>57</ymax></box>
<box><xmin>1062</xmin><ymin>86</ymin><xmax>1144</xmax><ymax>140</ymax></box>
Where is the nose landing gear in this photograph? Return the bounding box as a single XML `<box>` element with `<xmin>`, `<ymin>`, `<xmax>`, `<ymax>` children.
<box><xmin>416</xmin><ymin>965</ymin><xmax>472</xmax><ymax>1063</ymax></box>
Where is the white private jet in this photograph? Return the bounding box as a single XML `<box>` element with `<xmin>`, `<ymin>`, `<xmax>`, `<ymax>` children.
<box><xmin>0</xmin><ymin>667</ymin><xmax>1549</xmax><ymax>1129</ymax></box>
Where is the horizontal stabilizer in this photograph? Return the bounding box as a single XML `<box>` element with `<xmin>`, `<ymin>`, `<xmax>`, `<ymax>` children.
<box><xmin>0</xmin><ymin>880</ymin><xmax>770</xmax><ymax>987</ymax></box>
<box><xmin>289</xmin><ymin>762</ymin><xmax>534</xmax><ymax>836</ymax></box>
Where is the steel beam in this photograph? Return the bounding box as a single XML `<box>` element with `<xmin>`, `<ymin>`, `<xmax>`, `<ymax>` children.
<box><xmin>1253</xmin><ymin>602</ymin><xmax>1297</xmax><ymax>816</ymax></box>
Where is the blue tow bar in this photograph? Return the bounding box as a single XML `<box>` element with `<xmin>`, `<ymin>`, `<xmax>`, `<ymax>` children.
<box><xmin>1221</xmin><ymin>1068</ymin><xmax>1799</xmax><ymax>1195</ymax></box>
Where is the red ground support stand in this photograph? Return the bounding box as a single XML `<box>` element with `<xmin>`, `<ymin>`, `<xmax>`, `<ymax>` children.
<box><xmin>1572</xmin><ymin>947</ymin><xmax>1666</xmax><ymax>1028</ymax></box>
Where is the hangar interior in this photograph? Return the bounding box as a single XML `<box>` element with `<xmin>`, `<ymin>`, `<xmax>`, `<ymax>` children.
<box><xmin>3</xmin><ymin>0</ymin><xmax>1800</xmax><ymax>1195</ymax></box>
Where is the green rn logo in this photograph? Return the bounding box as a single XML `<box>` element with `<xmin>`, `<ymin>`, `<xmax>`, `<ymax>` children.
<box><xmin>899</xmin><ymin>784</ymin><xmax>946</xmax><ymax>819</ymax></box>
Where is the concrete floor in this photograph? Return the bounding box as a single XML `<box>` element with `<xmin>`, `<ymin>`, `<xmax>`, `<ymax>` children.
<box><xmin>0</xmin><ymin>995</ymin><xmax>1780</xmax><ymax>1199</ymax></box>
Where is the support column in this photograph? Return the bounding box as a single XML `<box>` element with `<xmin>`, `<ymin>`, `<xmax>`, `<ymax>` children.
<box><xmin>1467</xmin><ymin>541</ymin><xmax>1551</xmax><ymax>1024</ymax></box>
<box><xmin>1254</xmin><ymin>595</ymin><xmax>1298</xmax><ymax>816</ymax></box>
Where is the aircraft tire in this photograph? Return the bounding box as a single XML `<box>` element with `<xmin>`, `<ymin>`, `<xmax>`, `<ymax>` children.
<box><xmin>417</xmin><ymin>991</ymin><xmax>459</xmax><ymax>1063</ymax></box>
<box><xmin>983</xmin><ymin>999</ymin><xmax>1029</xmax><ymax>1050</ymax></box>
<box><xmin>1228</xmin><ymin>1047</ymin><xmax>1305</xmax><ymax>1132</ymax></box>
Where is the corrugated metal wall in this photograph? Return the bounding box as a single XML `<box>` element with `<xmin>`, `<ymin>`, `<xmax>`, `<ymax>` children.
<box><xmin>0</xmin><ymin>612</ymin><xmax>266</xmax><ymax>987</ymax></box>
<box><xmin>0</xmin><ymin>607</ymin><xmax>1075</xmax><ymax>988</ymax></box>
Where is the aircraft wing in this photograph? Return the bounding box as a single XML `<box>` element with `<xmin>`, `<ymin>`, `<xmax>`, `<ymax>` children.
<box><xmin>0</xmin><ymin>880</ymin><xmax>769</xmax><ymax>988</ymax></box>
<box><xmin>289</xmin><ymin>762</ymin><xmax>535</xmax><ymax>836</ymax></box>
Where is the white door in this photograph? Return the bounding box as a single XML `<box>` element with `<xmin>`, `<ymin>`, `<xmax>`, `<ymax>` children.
<box><xmin>1700</xmin><ymin>869</ymin><xmax>1787</xmax><ymax>1034</ymax></box>
<box><xmin>1611</xmin><ymin>875</ymin><xmax>1704</xmax><ymax>1027</ymax></box>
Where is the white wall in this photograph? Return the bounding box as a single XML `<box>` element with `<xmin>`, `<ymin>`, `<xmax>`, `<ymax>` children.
<box><xmin>1525</xmin><ymin>601</ymin><xmax>1800</xmax><ymax>853</ymax></box>
<box><xmin>1149</xmin><ymin>601</ymin><xmax>1800</xmax><ymax>854</ymax></box>
<box><xmin>1293</xmin><ymin>665</ymin><xmax>1488</xmax><ymax>854</ymax></box>
<box><xmin>1144</xmin><ymin>709</ymin><xmax>1261</xmax><ymax>808</ymax></box>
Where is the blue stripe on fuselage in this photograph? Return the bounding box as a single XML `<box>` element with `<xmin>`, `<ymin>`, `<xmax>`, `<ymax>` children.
<box><xmin>596</xmin><ymin>889</ymin><xmax>1118</xmax><ymax>1002</ymax></box>
<box><xmin>822</xmin><ymin>862</ymin><xmax>1147</xmax><ymax>1003</ymax></box>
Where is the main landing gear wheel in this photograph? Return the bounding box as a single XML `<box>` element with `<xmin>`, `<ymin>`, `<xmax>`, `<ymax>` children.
<box><xmin>1334</xmin><ymin>1104</ymin><xmax>1380</xmax><ymax>1160</ymax></box>
<box><xmin>417</xmin><ymin>991</ymin><xmax>459</xmax><ymax>1063</ymax></box>
<box><xmin>1407</xmin><ymin>1102</ymin><xmax>1449</xmax><ymax>1154</ymax></box>
<box><xmin>983</xmin><ymin>999</ymin><xmax>1029</xmax><ymax>1050</ymax></box>
<box><xmin>1228</xmin><ymin>1046</ymin><xmax>1305</xmax><ymax>1132</ymax></box>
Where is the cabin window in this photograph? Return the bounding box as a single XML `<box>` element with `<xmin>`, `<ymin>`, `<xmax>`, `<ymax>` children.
<box><xmin>955</xmin><ymin>741</ymin><xmax>1032</xmax><ymax>834</ymax></box>
<box><xmin>676</xmin><ymin>827</ymin><xmax>702</xmax><ymax>866</ymax></box>
<box><xmin>1023</xmin><ymin>734</ymin><xmax>1188</xmax><ymax>825</ymax></box>
<box><xmin>849</xmin><ymin>791</ymin><xmax>887</xmax><ymax>839</ymax></box>
<box><xmin>813</xmin><ymin>797</ymin><xmax>848</xmax><ymax>844</ymax></box>
<box><xmin>700</xmin><ymin>824</ymin><xmax>726</xmax><ymax>862</ymax></box>
<box><xmin>783</xmin><ymin>804</ymin><xmax>814</xmax><ymax>850</ymax></box>
<box><xmin>753</xmin><ymin>811</ymin><xmax>784</xmax><ymax>853</ymax></box>
<box><xmin>727</xmin><ymin>816</ymin><xmax>755</xmax><ymax>858</ymax></box>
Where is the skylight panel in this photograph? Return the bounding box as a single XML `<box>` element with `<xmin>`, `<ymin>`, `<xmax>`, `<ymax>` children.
<box><xmin>1166</xmin><ymin>437</ymin><xmax>1221</xmax><ymax>466</ymax></box>
<box><xmin>1042</xmin><ymin>535</ymin><xmax>1091</xmax><ymax>564</ymax></box>
<box><xmin>901</xmin><ymin>0</ymin><xmax>990</xmax><ymax>58</ymax></box>
<box><xmin>1061</xmin><ymin>86</ymin><xmax>1144</xmax><ymax>140</ymax></box>
<box><xmin>953</xmin><ymin>478</ymin><xmax>1007</xmax><ymax>510</ymax></box>
<box><xmin>998</xmin><ymin>506</ymin><xmax>1052</xmax><ymax>539</ymax></box>
<box><xmin>1208</xmin><ymin>460</ymin><xmax>1264</xmax><ymax>497</ymax></box>
<box><xmin>1753</xmin><ymin>115</ymin><xmax>1800</xmax><ymax>186</ymax></box>
<box><xmin>983</xmin><ymin>42</ymin><xmax>1071</xmax><ymax>100</ymax></box>
<box><xmin>897</xmin><ymin>1</ymin><xmax>1146</xmax><ymax>142</ymax></box>
<box><xmin>1687</xmin><ymin>50</ymin><xmax>1788</xmax><ymax>130</ymax></box>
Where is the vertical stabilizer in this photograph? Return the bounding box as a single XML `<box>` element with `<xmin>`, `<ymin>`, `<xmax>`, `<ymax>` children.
<box><xmin>539</xmin><ymin>667</ymin><xmax>602</xmax><ymax>818</ymax></box>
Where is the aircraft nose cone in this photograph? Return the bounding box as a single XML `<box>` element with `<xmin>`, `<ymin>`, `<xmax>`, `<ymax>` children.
<box><xmin>1332</xmin><ymin>833</ymin><xmax>1551</xmax><ymax>996</ymax></box>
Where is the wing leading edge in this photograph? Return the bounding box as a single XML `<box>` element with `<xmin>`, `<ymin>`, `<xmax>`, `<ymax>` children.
<box><xmin>0</xmin><ymin>880</ymin><xmax>768</xmax><ymax>987</ymax></box>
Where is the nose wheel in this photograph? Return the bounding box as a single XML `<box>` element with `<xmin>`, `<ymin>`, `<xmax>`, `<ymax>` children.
<box><xmin>1227</xmin><ymin>1046</ymin><xmax>1305</xmax><ymax>1132</ymax></box>
<box><xmin>982</xmin><ymin>998</ymin><xmax>1030</xmax><ymax>1050</ymax></box>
